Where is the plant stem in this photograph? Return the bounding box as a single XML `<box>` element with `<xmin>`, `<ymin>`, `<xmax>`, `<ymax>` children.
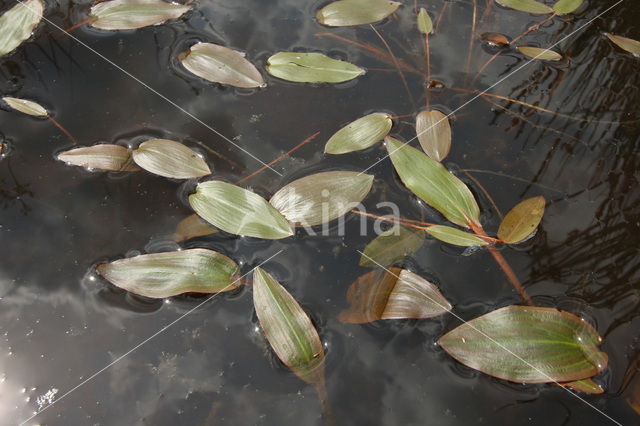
<box><xmin>47</xmin><ymin>116</ymin><xmax>78</xmax><ymax>144</ymax></box>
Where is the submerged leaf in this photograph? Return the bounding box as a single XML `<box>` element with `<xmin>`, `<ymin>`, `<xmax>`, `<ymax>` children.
<box><xmin>317</xmin><ymin>0</ymin><xmax>401</xmax><ymax>27</ymax></box>
<box><xmin>426</xmin><ymin>225</ymin><xmax>488</xmax><ymax>247</ymax></box>
<box><xmin>495</xmin><ymin>0</ymin><xmax>552</xmax><ymax>14</ymax></box>
<box><xmin>266</xmin><ymin>52</ymin><xmax>364</xmax><ymax>83</ymax></box>
<box><xmin>517</xmin><ymin>46</ymin><xmax>562</xmax><ymax>61</ymax></box>
<box><xmin>269</xmin><ymin>171</ymin><xmax>373</xmax><ymax>227</ymax></box>
<box><xmin>0</xmin><ymin>0</ymin><xmax>43</xmax><ymax>57</ymax></box>
<box><xmin>57</xmin><ymin>144</ymin><xmax>140</xmax><ymax>172</ymax></box>
<box><xmin>553</xmin><ymin>0</ymin><xmax>584</xmax><ymax>15</ymax></box>
<box><xmin>190</xmin><ymin>181</ymin><xmax>293</xmax><ymax>239</ymax></box>
<box><xmin>180</xmin><ymin>42</ymin><xmax>265</xmax><ymax>88</ymax></box>
<box><xmin>172</xmin><ymin>214</ymin><xmax>218</xmax><ymax>242</ymax></box>
<box><xmin>417</xmin><ymin>8</ymin><xmax>433</xmax><ymax>35</ymax></box>
<box><xmin>497</xmin><ymin>196</ymin><xmax>545</xmax><ymax>244</ymax></box>
<box><xmin>339</xmin><ymin>268</ymin><xmax>451</xmax><ymax>323</ymax></box>
<box><xmin>562</xmin><ymin>378</ymin><xmax>604</xmax><ymax>394</ymax></box>
<box><xmin>89</xmin><ymin>0</ymin><xmax>190</xmax><ymax>30</ymax></box>
<box><xmin>253</xmin><ymin>267</ymin><xmax>324</xmax><ymax>384</ymax></box>
<box><xmin>132</xmin><ymin>139</ymin><xmax>211</xmax><ymax>179</ymax></box>
<box><xmin>438</xmin><ymin>306</ymin><xmax>608</xmax><ymax>383</ymax></box>
<box><xmin>385</xmin><ymin>136</ymin><xmax>480</xmax><ymax>228</ymax></box>
<box><xmin>359</xmin><ymin>225</ymin><xmax>425</xmax><ymax>268</ymax></box>
<box><xmin>324</xmin><ymin>113</ymin><xmax>392</xmax><ymax>154</ymax></box>
<box><xmin>416</xmin><ymin>110</ymin><xmax>451</xmax><ymax>162</ymax></box>
<box><xmin>97</xmin><ymin>248</ymin><xmax>240</xmax><ymax>298</ymax></box>
<box><xmin>2</xmin><ymin>96</ymin><xmax>47</xmax><ymax>117</ymax></box>
<box><xmin>605</xmin><ymin>33</ymin><xmax>640</xmax><ymax>57</ymax></box>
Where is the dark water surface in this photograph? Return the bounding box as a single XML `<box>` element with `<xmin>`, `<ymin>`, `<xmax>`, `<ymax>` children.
<box><xmin>1</xmin><ymin>0</ymin><xmax>638</xmax><ymax>425</ymax></box>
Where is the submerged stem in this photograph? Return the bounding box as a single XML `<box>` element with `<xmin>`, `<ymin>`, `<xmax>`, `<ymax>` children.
<box><xmin>47</xmin><ymin>116</ymin><xmax>78</xmax><ymax>144</ymax></box>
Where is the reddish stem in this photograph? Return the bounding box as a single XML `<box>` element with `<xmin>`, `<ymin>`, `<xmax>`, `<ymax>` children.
<box><xmin>47</xmin><ymin>116</ymin><xmax>78</xmax><ymax>144</ymax></box>
<box><xmin>65</xmin><ymin>17</ymin><xmax>97</xmax><ymax>33</ymax></box>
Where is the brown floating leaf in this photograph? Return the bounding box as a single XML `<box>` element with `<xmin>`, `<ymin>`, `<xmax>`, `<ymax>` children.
<box><xmin>517</xmin><ymin>46</ymin><xmax>562</xmax><ymax>61</ymax></box>
<box><xmin>317</xmin><ymin>0</ymin><xmax>401</xmax><ymax>27</ymax></box>
<box><xmin>57</xmin><ymin>144</ymin><xmax>140</xmax><ymax>172</ymax></box>
<box><xmin>132</xmin><ymin>139</ymin><xmax>211</xmax><ymax>179</ymax></box>
<box><xmin>480</xmin><ymin>32</ymin><xmax>510</xmax><ymax>47</ymax></box>
<box><xmin>561</xmin><ymin>378</ymin><xmax>604</xmax><ymax>394</ymax></box>
<box><xmin>605</xmin><ymin>33</ymin><xmax>640</xmax><ymax>57</ymax></box>
<box><xmin>416</xmin><ymin>110</ymin><xmax>452</xmax><ymax>162</ymax></box>
<box><xmin>359</xmin><ymin>225</ymin><xmax>425</xmax><ymax>268</ymax></box>
<box><xmin>172</xmin><ymin>214</ymin><xmax>218</xmax><ymax>242</ymax></box>
<box><xmin>497</xmin><ymin>196</ymin><xmax>545</xmax><ymax>244</ymax></box>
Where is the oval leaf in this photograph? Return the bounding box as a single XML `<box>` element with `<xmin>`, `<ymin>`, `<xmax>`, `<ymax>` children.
<box><xmin>132</xmin><ymin>139</ymin><xmax>211</xmax><ymax>179</ymax></box>
<box><xmin>97</xmin><ymin>248</ymin><xmax>240</xmax><ymax>298</ymax></box>
<box><xmin>180</xmin><ymin>42</ymin><xmax>265</xmax><ymax>88</ymax></box>
<box><xmin>269</xmin><ymin>171</ymin><xmax>373</xmax><ymax>227</ymax></box>
<box><xmin>266</xmin><ymin>52</ymin><xmax>365</xmax><ymax>83</ymax></box>
<box><xmin>0</xmin><ymin>0</ymin><xmax>43</xmax><ymax>57</ymax></box>
<box><xmin>416</xmin><ymin>110</ymin><xmax>452</xmax><ymax>162</ymax></box>
<box><xmin>89</xmin><ymin>0</ymin><xmax>191</xmax><ymax>30</ymax></box>
<box><xmin>605</xmin><ymin>33</ymin><xmax>640</xmax><ymax>57</ymax></box>
<box><xmin>324</xmin><ymin>113</ymin><xmax>392</xmax><ymax>154</ymax></box>
<box><xmin>497</xmin><ymin>196</ymin><xmax>545</xmax><ymax>244</ymax></box>
<box><xmin>359</xmin><ymin>225</ymin><xmax>425</xmax><ymax>267</ymax></box>
<box><xmin>481</xmin><ymin>32</ymin><xmax>510</xmax><ymax>47</ymax></box>
<box><xmin>496</xmin><ymin>0</ymin><xmax>553</xmax><ymax>14</ymax></box>
<box><xmin>517</xmin><ymin>46</ymin><xmax>562</xmax><ymax>61</ymax></box>
<box><xmin>317</xmin><ymin>0</ymin><xmax>401</xmax><ymax>27</ymax></box>
<box><xmin>172</xmin><ymin>214</ymin><xmax>217</xmax><ymax>242</ymax></box>
<box><xmin>438</xmin><ymin>306</ymin><xmax>608</xmax><ymax>383</ymax></box>
<box><xmin>385</xmin><ymin>136</ymin><xmax>480</xmax><ymax>228</ymax></box>
<box><xmin>190</xmin><ymin>181</ymin><xmax>293</xmax><ymax>239</ymax></box>
<box><xmin>426</xmin><ymin>225</ymin><xmax>489</xmax><ymax>247</ymax></box>
<box><xmin>417</xmin><ymin>8</ymin><xmax>433</xmax><ymax>35</ymax></box>
<box><xmin>57</xmin><ymin>144</ymin><xmax>140</xmax><ymax>172</ymax></box>
<box><xmin>3</xmin><ymin>96</ymin><xmax>47</xmax><ymax>117</ymax></box>
<box><xmin>553</xmin><ymin>0</ymin><xmax>584</xmax><ymax>14</ymax></box>
<box><xmin>253</xmin><ymin>267</ymin><xmax>324</xmax><ymax>384</ymax></box>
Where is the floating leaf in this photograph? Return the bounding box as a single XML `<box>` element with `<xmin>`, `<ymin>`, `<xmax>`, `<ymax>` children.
<box><xmin>179</xmin><ymin>42</ymin><xmax>265</xmax><ymax>88</ymax></box>
<box><xmin>316</xmin><ymin>0</ymin><xmax>401</xmax><ymax>27</ymax></box>
<box><xmin>172</xmin><ymin>214</ymin><xmax>218</xmax><ymax>242</ymax></box>
<box><xmin>416</xmin><ymin>110</ymin><xmax>452</xmax><ymax>162</ymax></box>
<box><xmin>426</xmin><ymin>225</ymin><xmax>489</xmax><ymax>247</ymax></box>
<box><xmin>269</xmin><ymin>171</ymin><xmax>373</xmax><ymax>227</ymax></box>
<box><xmin>57</xmin><ymin>144</ymin><xmax>140</xmax><ymax>172</ymax></box>
<box><xmin>553</xmin><ymin>0</ymin><xmax>584</xmax><ymax>15</ymax></box>
<box><xmin>97</xmin><ymin>248</ymin><xmax>240</xmax><ymax>298</ymax></box>
<box><xmin>438</xmin><ymin>306</ymin><xmax>608</xmax><ymax>383</ymax></box>
<box><xmin>497</xmin><ymin>196</ymin><xmax>545</xmax><ymax>244</ymax></box>
<box><xmin>605</xmin><ymin>33</ymin><xmax>640</xmax><ymax>57</ymax></box>
<box><xmin>480</xmin><ymin>32</ymin><xmax>510</xmax><ymax>47</ymax></box>
<box><xmin>417</xmin><ymin>8</ymin><xmax>432</xmax><ymax>35</ymax></box>
<box><xmin>253</xmin><ymin>267</ymin><xmax>324</xmax><ymax>384</ymax></box>
<box><xmin>495</xmin><ymin>0</ymin><xmax>553</xmax><ymax>14</ymax></box>
<box><xmin>324</xmin><ymin>113</ymin><xmax>392</xmax><ymax>154</ymax></box>
<box><xmin>359</xmin><ymin>225</ymin><xmax>425</xmax><ymax>268</ymax></box>
<box><xmin>2</xmin><ymin>96</ymin><xmax>47</xmax><ymax>117</ymax></box>
<box><xmin>517</xmin><ymin>46</ymin><xmax>562</xmax><ymax>61</ymax></box>
<box><xmin>89</xmin><ymin>0</ymin><xmax>191</xmax><ymax>30</ymax></box>
<box><xmin>190</xmin><ymin>181</ymin><xmax>293</xmax><ymax>239</ymax></box>
<box><xmin>0</xmin><ymin>0</ymin><xmax>43</xmax><ymax>57</ymax></box>
<box><xmin>385</xmin><ymin>136</ymin><xmax>480</xmax><ymax>228</ymax></box>
<box><xmin>266</xmin><ymin>52</ymin><xmax>364</xmax><ymax>83</ymax></box>
<box><xmin>562</xmin><ymin>379</ymin><xmax>604</xmax><ymax>394</ymax></box>
<box><xmin>339</xmin><ymin>267</ymin><xmax>451</xmax><ymax>323</ymax></box>
<box><xmin>132</xmin><ymin>139</ymin><xmax>211</xmax><ymax>179</ymax></box>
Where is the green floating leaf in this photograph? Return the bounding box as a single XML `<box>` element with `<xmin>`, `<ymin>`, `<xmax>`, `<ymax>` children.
<box><xmin>89</xmin><ymin>0</ymin><xmax>191</xmax><ymax>31</ymax></box>
<box><xmin>0</xmin><ymin>0</ymin><xmax>43</xmax><ymax>57</ymax></box>
<box><xmin>426</xmin><ymin>225</ymin><xmax>489</xmax><ymax>247</ymax></box>
<box><xmin>190</xmin><ymin>181</ymin><xmax>293</xmax><ymax>240</ymax></box>
<box><xmin>339</xmin><ymin>267</ymin><xmax>451</xmax><ymax>323</ymax></box>
<box><xmin>496</xmin><ymin>0</ymin><xmax>553</xmax><ymax>14</ymax></box>
<box><xmin>97</xmin><ymin>248</ymin><xmax>240</xmax><ymax>298</ymax></box>
<box><xmin>417</xmin><ymin>8</ymin><xmax>433</xmax><ymax>35</ymax></box>
<box><xmin>416</xmin><ymin>110</ymin><xmax>451</xmax><ymax>162</ymax></box>
<box><xmin>553</xmin><ymin>0</ymin><xmax>584</xmax><ymax>15</ymax></box>
<box><xmin>57</xmin><ymin>144</ymin><xmax>140</xmax><ymax>172</ymax></box>
<box><xmin>324</xmin><ymin>113</ymin><xmax>392</xmax><ymax>154</ymax></box>
<box><xmin>269</xmin><ymin>171</ymin><xmax>373</xmax><ymax>227</ymax></box>
<box><xmin>180</xmin><ymin>42</ymin><xmax>265</xmax><ymax>88</ymax></box>
<box><xmin>438</xmin><ymin>306</ymin><xmax>608</xmax><ymax>383</ymax></box>
<box><xmin>385</xmin><ymin>136</ymin><xmax>480</xmax><ymax>228</ymax></box>
<box><xmin>517</xmin><ymin>46</ymin><xmax>562</xmax><ymax>61</ymax></box>
<box><xmin>359</xmin><ymin>225</ymin><xmax>425</xmax><ymax>268</ymax></box>
<box><xmin>497</xmin><ymin>196</ymin><xmax>545</xmax><ymax>244</ymax></box>
<box><xmin>266</xmin><ymin>52</ymin><xmax>365</xmax><ymax>83</ymax></box>
<box><xmin>562</xmin><ymin>378</ymin><xmax>604</xmax><ymax>394</ymax></box>
<box><xmin>317</xmin><ymin>0</ymin><xmax>401</xmax><ymax>27</ymax></box>
<box><xmin>605</xmin><ymin>33</ymin><xmax>640</xmax><ymax>57</ymax></box>
<box><xmin>132</xmin><ymin>139</ymin><xmax>211</xmax><ymax>179</ymax></box>
<box><xmin>172</xmin><ymin>214</ymin><xmax>218</xmax><ymax>242</ymax></box>
<box><xmin>253</xmin><ymin>267</ymin><xmax>325</xmax><ymax>384</ymax></box>
<box><xmin>3</xmin><ymin>96</ymin><xmax>47</xmax><ymax>117</ymax></box>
